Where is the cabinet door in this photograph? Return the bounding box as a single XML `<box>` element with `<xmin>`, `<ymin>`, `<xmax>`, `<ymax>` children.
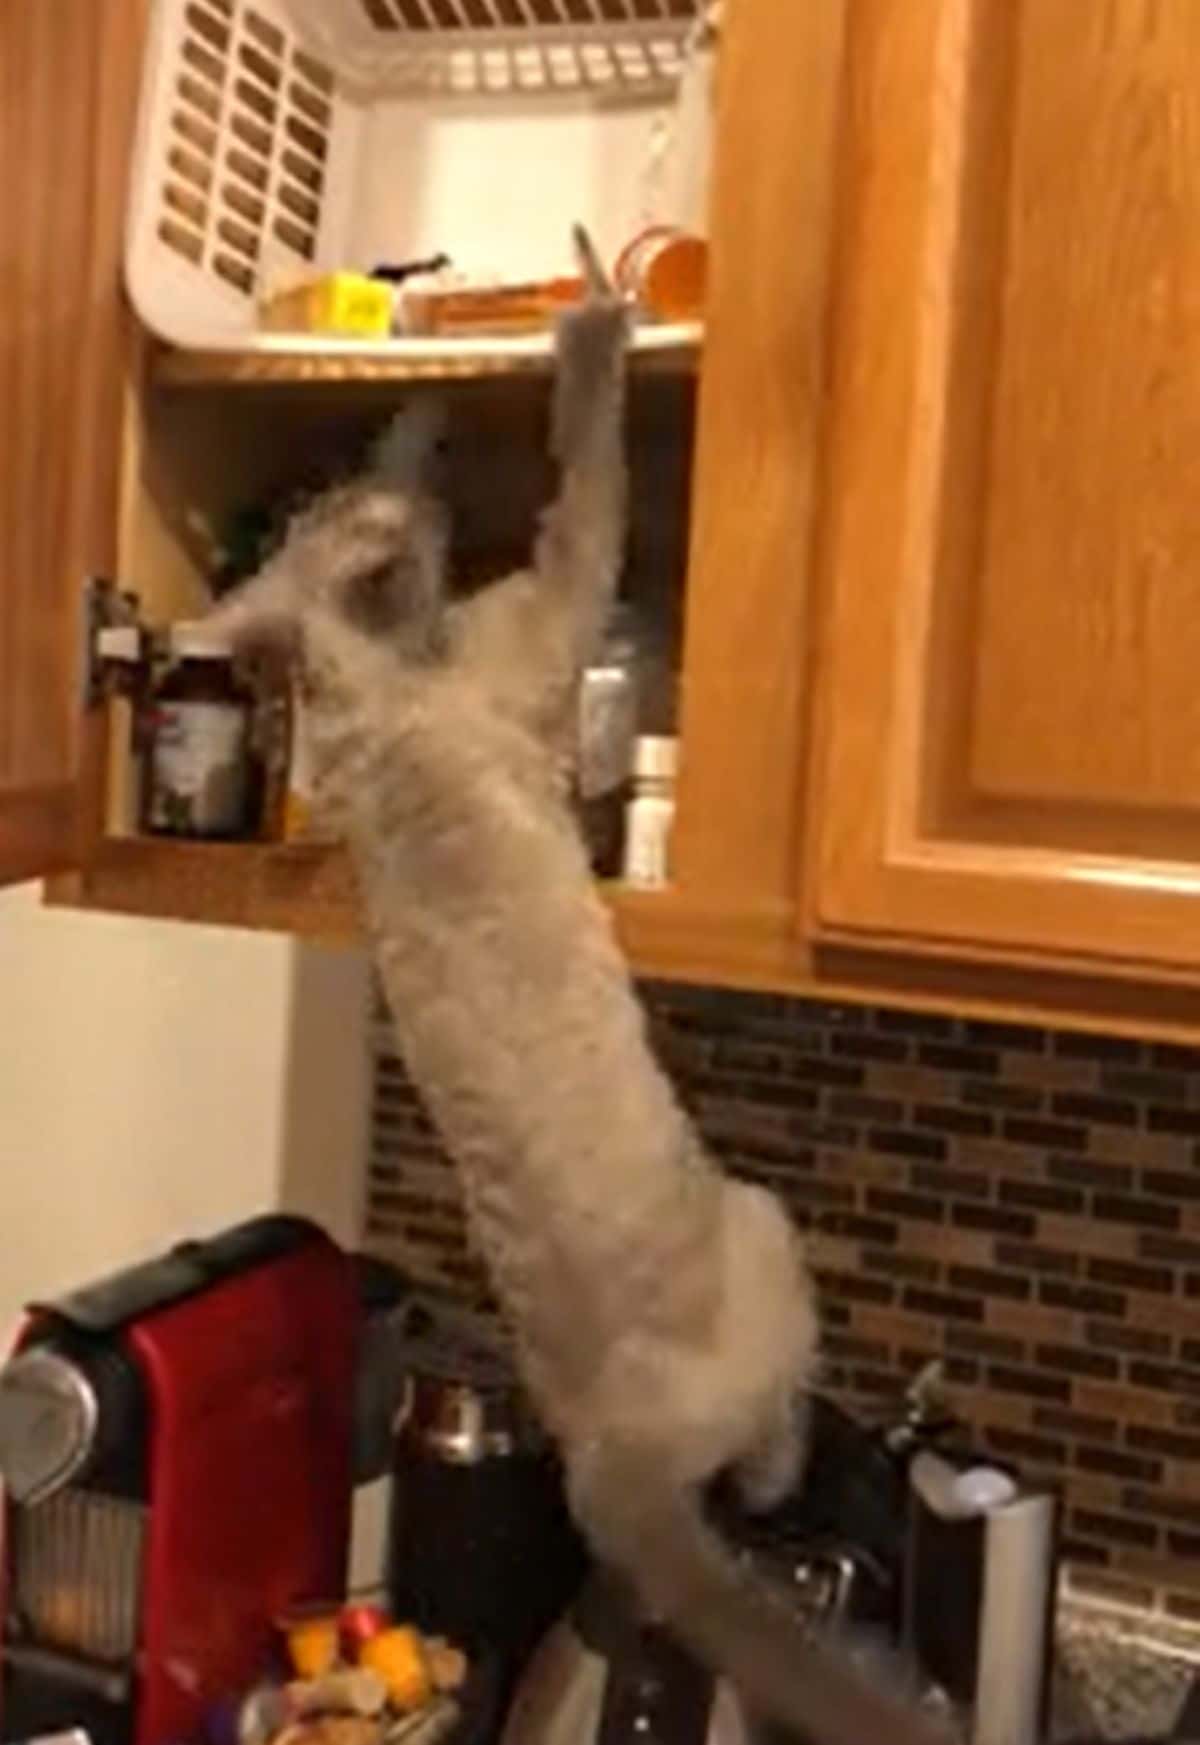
<box><xmin>0</xmin><ymin>0</ymin><xmax>142</xmax><ymax>886</ymax></box>
<box><xmin>815</xmin><ymin>0</ymin><xmax>1200</xmax><ymax>978</ymax></box>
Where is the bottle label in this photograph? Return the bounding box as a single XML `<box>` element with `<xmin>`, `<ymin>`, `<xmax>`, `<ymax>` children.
<box><xmin>623</xmin><ymin>799</ymin><xmax>674</xmax><ymax>890</ymax></box>
<box><xmin>149</xmin><ymin>701</ymin><xmax>249</xmax><ymax>836</ymax></box>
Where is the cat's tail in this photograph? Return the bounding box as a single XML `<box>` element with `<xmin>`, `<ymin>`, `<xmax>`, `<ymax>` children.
<box><xmin>573</xmin><ymin>1452</ymin><xmax>939</xmax><ymax>1745</ymax></box>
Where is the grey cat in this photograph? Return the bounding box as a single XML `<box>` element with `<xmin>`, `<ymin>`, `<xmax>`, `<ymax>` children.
<box><xmin>214</xmin><ymin>232</ymin><xmax>936</xmax><ymax>1745</ymax></box>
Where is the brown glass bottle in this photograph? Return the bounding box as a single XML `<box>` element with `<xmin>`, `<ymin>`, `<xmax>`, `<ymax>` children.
<box><xmin>147</xmin><ymin>623</ymin><xmax>254</xmax><ymax>840</ymax></box>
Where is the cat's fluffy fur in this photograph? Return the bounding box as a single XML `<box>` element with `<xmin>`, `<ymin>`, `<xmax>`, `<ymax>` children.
<box><xmin>214</xmin><ymin>233</ymin><xmax>936</xmax><ymax>1745</ymax></box>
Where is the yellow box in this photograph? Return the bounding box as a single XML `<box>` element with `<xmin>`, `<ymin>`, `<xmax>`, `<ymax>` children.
<box><xmin>260</xmin><ymin>273</ymin><xmax>394</xmax><ymax>338</ymax></box>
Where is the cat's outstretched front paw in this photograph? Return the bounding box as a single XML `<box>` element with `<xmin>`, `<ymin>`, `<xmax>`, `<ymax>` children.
<box><xmin>561</xmin><ymin>226</ymin><xmax>627</xmax><ymax>343</ymax></box>
<box><xmin>572</xmin><ymin>223</ymin><xmax>615</xmax><ymax>300</ymax></box>
<box><xmin>552</xmin><ymin>226</ymin><xmax>629</xmax><ymax>459</ymax></box>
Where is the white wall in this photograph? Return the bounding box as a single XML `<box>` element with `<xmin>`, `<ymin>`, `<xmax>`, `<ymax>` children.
<box><xmin>350</xmin><ymin>91</ymin><xmax>669</xmax><ymax>285</ymax></box>
<box><xmin>0</xmin><ymin>885</ymin><xmax>369</xmax><ymax>1337</ymax></box>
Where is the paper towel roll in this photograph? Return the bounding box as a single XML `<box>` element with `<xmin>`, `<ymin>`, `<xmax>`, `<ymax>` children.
<box><xmin>973</xmin><ymin>1493</ymin><xmax>1058</xmax><ymax>1745</ymax></box>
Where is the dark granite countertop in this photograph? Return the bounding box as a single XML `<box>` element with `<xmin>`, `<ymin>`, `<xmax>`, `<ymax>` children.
<box><xmin>1052</xmin><ymin>1597</ymin><xmax>1200</xmax><ymax>1743</ymax></box>
<box><xmin>475</xmin><ymin>1584</ymin><xmax>1200</xmax><ymax>1745</ymax></box>
<box><xmin>879</xmin><ymin>1592</ymin><xmax>1200</xmax><ymax>1745</ymax></box>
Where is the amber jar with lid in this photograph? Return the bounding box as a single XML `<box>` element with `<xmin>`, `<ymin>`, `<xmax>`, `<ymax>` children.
<box><xmin>613</xmin><ymin>227</ymin><xmax>708</xmax><ymax>323</ymax></box>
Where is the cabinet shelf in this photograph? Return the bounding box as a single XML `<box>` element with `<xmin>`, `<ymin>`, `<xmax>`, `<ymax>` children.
<box><xmin>49</xmin><ymin>837</ymin><xmax>687</xmax><ymax>966</ymax></box>
<box><xmin>153</xmin><ymin>322</ymin><xmax>702</xmax><ymax>388</ymax></box>
<box><xmin>53</xmin><ymin>838</ymin><xmax>362</xmax><ymax>941</ymax></box>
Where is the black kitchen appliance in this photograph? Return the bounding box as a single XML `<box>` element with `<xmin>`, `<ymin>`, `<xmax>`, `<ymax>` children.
<box><xmin>501</xmin><ymin>1375</ymin><xmax>1060</xmax><ymax>1745</ymax></box>
<box><xmin>387</xmin><ymin>1305</ymin><xmax>586</xmax><ymax>1717</ymax></box>
<box><xmin>500</xmin><ymin>1391</ymin><xmax>919</xmax><ymax>1745</ymax></box>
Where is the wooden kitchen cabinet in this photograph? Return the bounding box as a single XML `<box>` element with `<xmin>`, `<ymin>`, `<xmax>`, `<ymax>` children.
<box><xmin>19</xmin><ymin>0</ymin><xmax>1200</xmax><ymax>1027</ymax></box>
<box><xmin>0</xmin><ymin>0</ymin><xmax>841</xmax><ymax>976</ymax></box>
<box><xmin>814</xmin><ymin>0</ymin><xmax>1200</xmax><ymax>983</ymax></box>
<box><xmin>0</xmin><ymin>0</ymin><xmax>143</xmax><ymax>888</ymax></box>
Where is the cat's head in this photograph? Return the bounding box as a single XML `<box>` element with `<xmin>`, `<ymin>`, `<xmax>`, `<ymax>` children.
<box><xmin>211</xmin><ymin>398</ymin><xmax>448</xmax><ymax>661</ymax></box>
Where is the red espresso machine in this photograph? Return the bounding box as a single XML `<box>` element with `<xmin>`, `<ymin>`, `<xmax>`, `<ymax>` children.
<box><xmin>0</xmin><ymin>1217</ymin><xmax>355</xmax><ymax>1745</ymax></box>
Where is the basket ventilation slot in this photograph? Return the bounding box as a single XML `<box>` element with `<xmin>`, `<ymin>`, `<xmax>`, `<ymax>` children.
<box><xmin>285</xmin><ymin>0</ymin><xmax>698</xmax><ymax>93</ymax></box>
<box><xmin>156</xmin><ymin>0</ymin><xmax>334</xmax><ymax>301</ymax></box>
<box><xmin>356</xmin><ymin>0</ymin><xmax>695</xmax><ymax>26</ymax></box>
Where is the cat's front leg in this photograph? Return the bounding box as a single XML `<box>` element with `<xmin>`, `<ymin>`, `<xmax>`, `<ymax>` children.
<box><xmin>528</xmin><ymin>227</ymin><xmax>631</xmax><ymax>683</ymax></box>
<box><xmin>446</xmin><ymin>228</ymin><xmax>631</xmax><ymax>748</ymax></box>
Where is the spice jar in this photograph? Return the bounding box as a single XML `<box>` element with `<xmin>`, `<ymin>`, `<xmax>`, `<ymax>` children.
<box><xmin>613</xmin><ymin>226</ymin><xmax>708</xmax><ymax>323</ymax></box>
<box><xmin>622</xmin><ymin>735</ymin><xmax>678</xmax><ymax>890</ymax></box>
<box><xmin>147</xmin><ymin>621</ymin><xmax>255</xmax><ymax>840</ymax></box>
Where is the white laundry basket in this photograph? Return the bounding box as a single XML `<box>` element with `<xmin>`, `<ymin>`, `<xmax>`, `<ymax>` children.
<box><xmin>126</xmin><ymin>0</ymin><xmax>703</xmax><ymax>355</ymax></box>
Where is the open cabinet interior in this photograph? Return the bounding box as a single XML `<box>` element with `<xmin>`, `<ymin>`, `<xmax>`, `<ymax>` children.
<box><xmin>69</xmin><ymin>350</ymin><xmax>697</xmax><ymax>935</ymax></box>
<box><xmin>49</xmin><ymin>0</ymin><xmax>715</xmax><ymax>937</ymax></box>
<box><xmin>122</xmin><ymin>372</ymin><xmax>695</xmax><ymax>650</ymax></box>
<box><xmin>46</xmin><ymin>0</ymin><xmax>837</xmax><ymax>988</ymax></box>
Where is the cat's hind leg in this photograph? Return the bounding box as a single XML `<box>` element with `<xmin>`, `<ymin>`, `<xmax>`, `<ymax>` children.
<box><xmin>733</xmin><ymin>1390</ymin><xmax>808</xmax><ymax>1514</ymax></box>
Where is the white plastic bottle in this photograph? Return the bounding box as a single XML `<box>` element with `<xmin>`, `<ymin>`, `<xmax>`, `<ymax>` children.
<box><xmin>622</xmin><ymin>736</ymin><xmax>678</xmax><ymax>890</ymax></box>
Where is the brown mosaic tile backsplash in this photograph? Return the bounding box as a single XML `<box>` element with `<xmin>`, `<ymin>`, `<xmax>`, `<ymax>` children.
<box><xmin>366</xmin><ymin>982</ymin><xmax>1200</xmax><ymax>1619</ymax></box>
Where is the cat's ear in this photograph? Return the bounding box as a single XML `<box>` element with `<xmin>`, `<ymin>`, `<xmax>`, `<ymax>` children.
<box><xmin>370</xmin><ymin>398</ymin><xmax>445</xmax><ymax>496</ymax></box>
